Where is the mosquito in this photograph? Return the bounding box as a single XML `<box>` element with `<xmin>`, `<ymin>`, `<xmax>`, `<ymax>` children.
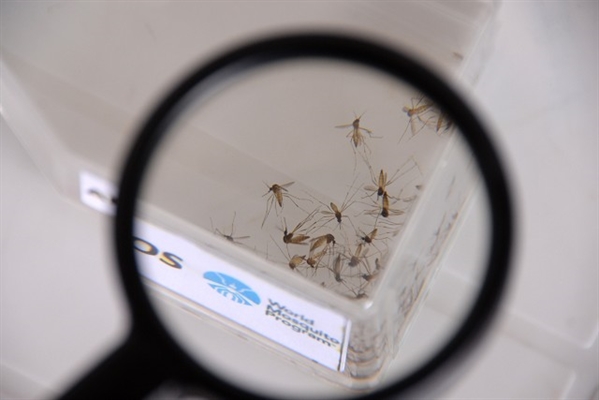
<box><xmin>282</xmin><ymin>209</ymin><xmax>318</xmax><ymax>245</ymax></box>
<box><xmin>330</xmin><ymin>253</ymin><xmax>345</xmax><ymax>283</ymax></box>
<box><xmin>399</xmin><ymin>95</ymin><xmax>436</xmax><ymax>143</ymax></box>
<box><xmin>354</xmin><ymin>291</ymin><xmax>368</xmax><ymax>300</ymax></box>
<box><xmin>361</xmin><ymin>269</ymin><xmax>380</xmax><ymax>284</ymax></box>
<box><xmin>364</xmin><ymin>192</ymin><xmax>405</xmax><ymax>225</ymax></box>
<box><xmin>262</xmin><ymin>181</ymin><xmax>303</xmax><ymax>228</ymax></box>
<box><xmin>306</xmin><ymin>178</ymin><xmax>361</xmax><ymax>231</ymax></box>
<box><xmin>283</xmin><ymin>220</ymin><xmax>311</xmax><ymax>245</ymax></box>
<box><xmin>308</xmin><ymin>198</ymin><xmax>349</xmax><ymax>228</ymax></box>
<box><xmin>309</xmin><ymin>233</ymin><xmax>336</xmax><ymax>254</ymax></box>
<box><xmin>328</xmin><ymin>202</ymin><xmax>350</xmax><ymax>226</ymax></box>
<box><xmin>359</xmin><ymin>228</ymin><xmax>378</xmax><ymax>245</ymax></box>
<box><xmin>381</xmin><ymin>192</ymin><xmax>405</xmax><ymax>219</ymax></box>
<box><xmin>364</xmin><ymin>168</ymin><xmax>392</xmax><ymax>200</ymax></box>
<box><xmin>271</xmin><ymin>237</ymin><xmax>307</xmax><ymax>271</ymax></box>
<box><xmin>211</xmin><ymin>212</ymin><xmax>250</xmax><ymax>245</ymax></box>
<box><xmin>356</xmin><ymin>227</ymin><xmax>387</xmax><ymax>261</ymax></box>
<box><xmin>328</xmin><ymin>253</ymin><xmax>362</xmax><ymax>294</ymax></box>
<box><xmin>362</xmin><ymin>198</ymin><xmax>403</xmax><ymax>232</ymax></box>
<box><xmin>345</xmin><ymin>243</ymin><xmax>370</xmax><ymax>269</ymax></box>
<box><xmin>361</xmin><ymin>257</ymin><xmax>383</xmax><ymax>285</ymax></box>
<box><xmin>336</xmin><ymin>112</ymin><xmax>378</xmax><ymax>149</ymax></box>
<box><xmin>346</xmin><ymin>285</ymin><xmax>369</xmax><ymax>300</ymax></box>
<box><xmin>306</xmin><ymin>247</ymin><xmax>328</xmax><ymax>269</ymax></box>
<box><xmin>364</xmin><ymin>158</ymin><xmax>419</xmax><ymax>201</ymax></box>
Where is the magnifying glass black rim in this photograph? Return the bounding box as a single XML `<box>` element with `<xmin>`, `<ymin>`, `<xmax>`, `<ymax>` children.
<box><xmin>114</xmin><ymin>32</ymin><xmax>512</xmax><ymax>399</ymax></box>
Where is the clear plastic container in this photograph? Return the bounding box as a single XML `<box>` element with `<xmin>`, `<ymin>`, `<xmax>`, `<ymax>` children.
<box><xmin>128</xmin><ymin>57</ymin><xmax>485</xmax><ymax>392</ymax></box>
<box><xmin>1</xmin><ymin>1</ymin><xmax>498</xmax><ymax>393</ymax></box>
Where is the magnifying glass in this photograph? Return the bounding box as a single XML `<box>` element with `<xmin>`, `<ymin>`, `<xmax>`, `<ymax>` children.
<box><xmin>59</xmin><ymin>33</ymin><xmax>512</xmax><ymax>400</ymax></box>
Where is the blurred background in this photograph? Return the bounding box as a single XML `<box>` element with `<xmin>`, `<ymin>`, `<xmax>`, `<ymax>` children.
<box><xmin>1</xmin><ymin>1</ymin><xmax>597</xmax><ymax>399</ymax></box>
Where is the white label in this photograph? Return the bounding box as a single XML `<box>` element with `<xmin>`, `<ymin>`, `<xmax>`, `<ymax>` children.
<box><xmin>79</xmin><ymin>171</ymin><xmax>117</xmax><ymax>215</ymax></box>
<box><xmin>79</xmin><ymin>171</ymin><xmax>350</xmax><ymax>372</ymax></box>
<box><xmin>134</xmin><ymin>221</ymin><xmax>350</xmax><ymax>371</ymax></box>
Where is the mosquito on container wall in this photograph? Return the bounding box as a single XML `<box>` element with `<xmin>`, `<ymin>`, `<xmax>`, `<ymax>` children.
<box><xmin>311</xmin><ymin>231</ymin><xmax>337</xmax><ymax>261</ymax></box>
<box><xmin>359</xmin><ymin>228</ymin><xmax>378</xmax><ymax>245</ymax></box>
<box><xmin>344</xmin><ymin>242</ymin><xmax>372</xmax><ymax>270</ymax></box>
<box><xmin>335</xmin><ymin>112</ymin><xmax>378</xmax><ymax>150</ymax></box>
<box><xmin>381</xmin><ymin>192</ymin><xmax>405</xmax><ymax>219</ymax></box>
<box><xmin>270</xmin><ymin>237</ymin><xmax>307</xmax><ymax>272</ymax></box>
<box><xmin>282</xmin><ymin>219</ymin><xmax>311</xmax><ymax>245</ymax></box>
<box><xmin>306</xmin><ymin>177</ymin><xmax>361</xmax><ymax>231</ymax></box>
<box><xmin>400</xmin><ymin>94</ymin><xmax>456</xmax><ymax>142</ymax></box>
<box><xmin>364</xmin><ymin>157</ymin><xmax>420</xmax><ymax>201</ymax></box>
<box><xmin>330</xmin><ymin>253</ymin><xmax>346</xmax><ymax>283</ymax></box>
<box><xmin>335</xmin><ymin>112</ymin><xmax>381</xmax><ymax>174</ymax></box>
<box><xmin>309</xmin><ymin>233</ymin><xmax>336</xmax><ymax>255</ymax></box>
<box><xmin>398</xmin><ymin>96</ymin><xmax>453</xmax><ymax>143</ymax></box>
<box><xmin>357</xmin><ymin>227</ymin><xmax>387</xmax><ymax>255</ymax></box>
<box><xmin>362</xmin><ymin>192</ymin><xmax>405</xmax><ymax>228</ymax></box>
<box><xmin>306</xmin><ymin>247</ymin><xmax>328</xmax><ymax>269</ymax></box>
<box><xmin>324</xmin><ymin>201</ymin><xmax>356</xmax><ymax>230</ymax></box>
<box><xmin>345</xmin><ymin>284</ymin><xmax>369</xmax><ymax>300</ymax></box>
<box><xmin>262</xmin><ymin>181</ymin><xmax>312</xmax><ymax>228</ymax></box>
<box><xmin>399</xmin><ymin>95</ymin><xmax>436</xmax><ymax>144</ymax></box>
<box><xmin>361</xmin><ymin>258</ymin><xmax>382</xmax><ymax>287</ymax></box>
<box><xmin>364</xmin><ymin>168</ymin><xmax>395</xmax><ymax>200</ymax></box>
<box><xmin>211</xmin><ymin>212</ymin><xmax>250</xmax><ymax>245</ymax></box>
<box><xmin>262</xmin><ymin>181</ymin><xmax>292</xmax><ymax>227</ymax></box>
<box><xmin>281</xmin><ymin>209</ymin><xmax>318</xmax><ymax>245</ymax></box>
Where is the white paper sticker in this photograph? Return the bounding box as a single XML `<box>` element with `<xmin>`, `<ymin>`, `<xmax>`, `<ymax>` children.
<box><xmin>79</xmin><ymin>171</ymin><xmax>350</xmax><ymax>372</ymax></box>
<box><xmin>79</xmin><ymin>171</ymin><xmax>117</xmax><ymax>215</ymax></box>
<box><xmin>134</xmin><ymin>221</ymin><xmax>350</xmax><ymax>371</ymax></box>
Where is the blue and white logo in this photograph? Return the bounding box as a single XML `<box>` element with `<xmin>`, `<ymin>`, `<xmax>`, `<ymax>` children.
<box><xmin>203</xmin><ymin>271</ymin><xmax>261</xmax><ymax>306</ymax></box>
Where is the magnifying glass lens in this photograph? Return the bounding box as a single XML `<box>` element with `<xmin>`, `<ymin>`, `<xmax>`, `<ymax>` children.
<box><xmin>132</xmin><ymin>58</ymin><xmax>491</xmax><ymax>398</ymax></box>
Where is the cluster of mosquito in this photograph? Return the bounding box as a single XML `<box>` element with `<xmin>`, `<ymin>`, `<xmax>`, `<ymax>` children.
<box><xmin>212</xmin><ymin>95</ymin><xmax>453</xmax><ymax>300</ymax></box>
